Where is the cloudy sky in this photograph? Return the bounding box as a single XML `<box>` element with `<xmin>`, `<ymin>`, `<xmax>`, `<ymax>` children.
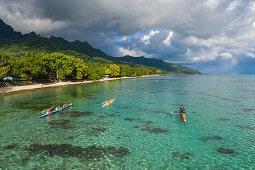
<box><xmin>1</xmin><ymin>0</ymin><xmax>255</xmax><ymax>74</ymax></box>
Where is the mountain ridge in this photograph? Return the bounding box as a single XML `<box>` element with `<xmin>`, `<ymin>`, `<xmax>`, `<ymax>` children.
<box><xmin>119</xmin><ymin>55</ymin><xmax>200</xmax><ymax>74</ymax></box>
<box><xmin>0</xmin><ymin>18</ymin><xmax>200</xmax><ymax>74</ymax></box>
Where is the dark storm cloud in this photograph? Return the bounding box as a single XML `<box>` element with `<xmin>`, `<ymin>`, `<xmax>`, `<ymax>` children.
<box><xmin>0</xmin><ymin>0</ymin><xmax>255</xmax><ymax>73</ymax></box>
<box><xmin>0</xmin><ymin>0</ymin><xmax>238</xmax><ymax>37</ymax></box>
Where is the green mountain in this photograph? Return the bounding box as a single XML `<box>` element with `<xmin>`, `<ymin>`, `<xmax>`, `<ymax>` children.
<box><xmin>0</xmin><ymin>19</ymin><xmax>200</xmax><ymax>74</ymax></box>
<box><xmin>119</xmin><ymin>55</ymin><xmax>200</xmax><ymax>74</ymax></box>
<box><xmin>0</xmin><ymin>19</ymin><xmax>22</xmax><ymax>39</ymax></box>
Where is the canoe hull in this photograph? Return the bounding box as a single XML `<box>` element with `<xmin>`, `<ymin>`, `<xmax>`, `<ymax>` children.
<box><xmin>102</xmin><ymin>99</ymin><xmax>115</xmax><ymax>107</ymax></box>
<box><xmin>38</xmin><ymin>103</ymin><xmax>72</xmax><ymax>118</ymax></box>
<box><xmin>181</xmin><ymin>113</ymin><xmax>186</xmax><ymax>124</ymax></box>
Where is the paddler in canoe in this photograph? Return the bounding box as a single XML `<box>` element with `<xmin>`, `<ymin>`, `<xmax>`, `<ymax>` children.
<box><xmin>102</xmin><ymin>98</ymin><xmax>115</xmax><ymax>107</ymax></box>
<box><xmin>103</xmin><ymin>98</ymin><xmax>113</xmax><ymax>104</ymax></box>
<box><xmin>180</xmin><ymin>105</ymin><xmax>187</xmax><ymax>124</ymax></box>
<box><xmin>170</xmin><ymin>105</ymin><xmax>187</xmax><ymax>124</ymax></box>
<box><xmin>180</xmin><ymin>105</ymin><xmax>185</xmax><ymax>114</ymax></box>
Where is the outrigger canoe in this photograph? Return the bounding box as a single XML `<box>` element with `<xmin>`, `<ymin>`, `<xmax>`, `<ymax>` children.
<box><xmin>38</xmin><ymin>103</ymin><xmax>72</xmax><ymax>118</ymax></box>
<box><xmin>170</xmin><ymin>109</ymin><xmax>187</xmax><ymax>125</ymax></box>
<box><xmin>102</xmin><ymin>99</ymin><xmax>115</xmax><ymax>107</ymax></box>
<box><xmin>181</xmin><ymin>113</ymin><xmax>186</xmax><ymax>124</ymax></box>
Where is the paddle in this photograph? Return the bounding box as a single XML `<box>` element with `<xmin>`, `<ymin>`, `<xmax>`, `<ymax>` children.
<box><xmin>170</xmin><ymin>106</ymin><xmax>181</xmax><ymax>117</ymax></box>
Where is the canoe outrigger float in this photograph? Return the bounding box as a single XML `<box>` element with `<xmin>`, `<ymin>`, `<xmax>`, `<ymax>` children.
<box><xmin>38</xmin><ymin>103</ymin><xmax>72</xmax><ymax>118</ymax></box>
<box><xmin>102</xmin><ymin>98</ymin><xmax>115</xmax><ymax>107</ymax></box>
<box><xmin>170</xmin><ymin>108</ymin><xmax>187</xmax><ymax>125</ymax></box>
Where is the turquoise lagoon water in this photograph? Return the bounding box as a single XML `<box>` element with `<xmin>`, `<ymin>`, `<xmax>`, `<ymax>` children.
<box><xmin>0</xmin><ymin>75</ymin><xmax>254</xmax><ymax>169</ymax></box>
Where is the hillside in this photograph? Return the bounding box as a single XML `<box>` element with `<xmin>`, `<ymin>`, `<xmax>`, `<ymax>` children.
<box><xmin>0</xmin><ymin>18</ymin><xmax>200</xmax><ymax>74</ymax></box>
<box><xmin>119</xmin><ymin>56</ymin><xmax>200</xmax><ymax>74</ymax></box>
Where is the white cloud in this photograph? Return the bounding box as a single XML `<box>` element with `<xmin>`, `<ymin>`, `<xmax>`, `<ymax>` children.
<box><xmin>121</xmin><ymin>36</ymin><xmax>128</xmax><ymax>41</ymax></box>
<box><xmin>219</xmin><ymin>52</ymin><xmax>233</xmax><ymax>59</ymax></box>
<box><xmin>142</xmin><ymin>30</ymin><xmax>160</xmax><ymax>44</ymax></box>
<box><xmin>246</xmin><ymin>52</ymin><xmax>255</xmax><ymax>58</ymax></box>
<box><xmin>185</xmin><ymin>48</ymin><xmax>191</xmax><ymax>58</ymax></box>
<box><xmin>192</xmin><ymin>50</ymin><xmax>218</xmax><ymax>61</ymax></box>
<box><xmin>226</xmin><ymin>0</ymin><xmax>241</xmax><ymax>11</ymax></box>
<box><xmin>204</xmin><ymin>0</ymin><xmax>220</xmax><ymax>10</ymax></box>
<box><xmin>184</xmin><ymin>36</ymin><xmax>199</xmax><ymax>46</ymax></box>
<box><xmin>118</xmin><ymin>47</ymin><xmax>152</xmax><ymax>57</ymax></box>
<box><xmin>163</xmin><ymin>31</ymin><xmax>173</xmax><ymax>45</ymax></box>
<box><xmin>249</xmin><ymin>2</ymin><xmax>255</xmax><ymax>10</ymax></box>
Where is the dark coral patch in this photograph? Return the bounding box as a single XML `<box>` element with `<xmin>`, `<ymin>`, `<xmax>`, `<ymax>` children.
<box><xmin>172</xmin><ymin>151</ymin><xmax>190</xmax><ymax>159</ymax></box>
<box><xmin>69</xmin><ymin>111</ymin><xmax>93</xmax><ymax>117</ymax></box>
<box><xmin>124</xmin><ymin>118</ymin><xmax>134</xmax><ymax>122</ymax></box>
<box><xmin>220</xmin><ymin>98</ymin><xmax>239</xmax><ymax>102</ymax></box>
<box><xmin>236</xmin><ymin>125</ymin><xmax>254</xmax><ymax>130</ymax></box>
<box><xmin>133</xmin><ymin>125</ymin><xmax>139</xmax><ymax>128</ymax></box>
<box><xmin>69</xmin><ymin>112</ymin><xmax>84</xmax><ymax>117</ymax></box>
<box><xmin>48</xmin><ymin>120</ymin><xmax>70</xmax><ymax>125</ymax></box>
<box><xmin>140</xmin><ymin>121</ymin><xmax>152</xmax><ymax>124</ymax></box>
<box><xmin>200</xmin><ymin>136</ymin><xmax>223</xmax><ymax>142</ymax></box>
<box><xmin>105</xmin><ymin>114</ymin><xmax>117</xmax><ymax>117</ymax></box>
<box><xmin>2</xmin><ymin>144</ymin><xmax>18</xmax><ymax>150</ymax></box>
<box><xmin>26</xmin><ymin>144</ymin><xmax>83</xmax><ymax>157</ymax></box>
<box><xmin>213</xmin><ymin>136</ymin><xmax>223</xmax><ymax>140</ymax></box>
<box><xmin>243</xmin><ymin>109</ymin><xmax>255</xmax><ymax>113</ymax></box>
<box><xmin>148</xmin><ymin>91</ymin><xmax>158</xmax><ymax>93</ymax></box>
<box><xmin>82</xmin><ymin>111</ymin><xmax>93</xmax><ymax>115</ymax></box>
<box><xmin>138</xmin><ymin>108</ymin><xmax>149</xmax><ymax>112</ymax></box>
<box><xmin>92</xmin><ymin>127</ymin><xmax>107</xmax><ymax>132</ymax></box>
<box><xmin>106</xmin><ymin>146</ymin><xmax>129</xmax><ymax>158</ymax></box>
<box><xmin>141</xmin><ymin>127</ymin><xmax>169</xmax><ymax>134</ymax></box>
<box><xmin>180</xmin><ymin>155</ymin><xmax>190</xmax><ymax>159</ymax></box>
<box><xmin>26</xmin><ymin>144</ymin><xmax>129</xmax><ymax>159</ymax></box>
<box><xmin>217</xmin><ymin>118</ymin><xmax>230</xmax><ymax>121</ymax></box>
<box><xmin>172</xmin><ymin>151</ymin><xmax>179</xmax><ymax>157</ymax></box>
<box><xmin>177</xmin><ymin>93</ymin><xmax>187</xmax><ymax>96</ymax></box>
<box><xmin>217</xmin><ymin>148</ymin><xmax>235</xmax><ymax>154</ymax></box>
<box><xmin>98</xmin><ymin>116</ymin><xmax>105</xmax><ymax>118</ymax></box>
<box><xmin>69</xmin><ymin>114</ymin><xmax>81</xmax><ymax>118</ymax></box>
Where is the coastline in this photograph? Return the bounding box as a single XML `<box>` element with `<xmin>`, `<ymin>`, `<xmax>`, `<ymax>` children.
<box><xmin>0</xmin><ymin>75</ymin><xmax>158</xmax><ymax>96</ymax></box>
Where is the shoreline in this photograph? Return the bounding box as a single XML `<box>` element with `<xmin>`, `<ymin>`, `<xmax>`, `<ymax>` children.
<box><xmin>0</xmin><ymin>75</ymin><xmax>158</xmax><ymax>96</ymax></box>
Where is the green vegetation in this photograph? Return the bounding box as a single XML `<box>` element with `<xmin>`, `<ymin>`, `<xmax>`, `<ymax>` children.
<box><xmin>0</xmin><ymin>52</ymin><xmax>158</xmax><ymax>80</ymax></box>
<box><xmin>0</xmin><ymin>18</ymin><xmax>200</xmax><ymax>81</ymax></box>
<box><xmin>0</xmin><ymin>55</ymin><xmax>10</xmax><ymax>77</ymax></box>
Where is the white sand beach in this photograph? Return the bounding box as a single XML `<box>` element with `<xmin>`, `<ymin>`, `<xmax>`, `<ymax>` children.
<box><xmin>0</xmin><ymin>75</ymin><xmax>156</xmax><ymax>95</ymax></box>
